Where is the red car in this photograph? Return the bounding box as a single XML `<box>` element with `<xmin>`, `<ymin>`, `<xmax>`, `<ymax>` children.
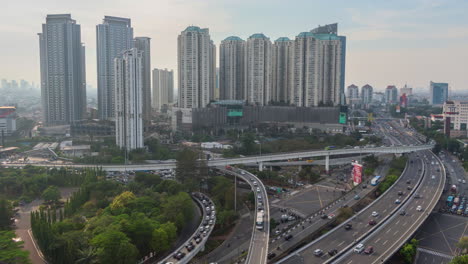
<box><xmin>368</xmin><ymin>220</ymin><xmax>377</xmax><ymax>226</ymax></box>
<box><xmin>364</xmin><ymin>246</ymin><xmax>374</xmax><ymax>254</ymax></box>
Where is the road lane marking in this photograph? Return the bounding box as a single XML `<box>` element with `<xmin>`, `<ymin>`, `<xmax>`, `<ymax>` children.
<box><xmin>395</xmin><ymin>220</ymin><xmax>400</xmax><ymax>225</ymax></box>
<box><xmin>338</xmin><ymin>241</ymin><xmax>345</xmax><ymax>247</ymax></box>
<box><xmin>383</xmin><ymin>240</ymin><xmax>388</xmax><ymax>245</ymax></box>
<box><xmin>394</xmin><ymin>230</ymin><xmax>399</xmax><ymax>235</ymax></box>
<box><xmin>386</xmin><ymin>228</ymin><xmax>392</xmax><ymax>234</ymax></box>
<box><xmin>375</xmin><ymin>238</ymin><xmax>381</xmax><ymax>243</ymax></box>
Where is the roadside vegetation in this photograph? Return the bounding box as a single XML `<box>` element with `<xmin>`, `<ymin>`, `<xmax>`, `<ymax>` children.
<box><xmin>377</xmin><ymin>156</ymin><xmax>408</xmax><ymax>194</ymax></box>
<box><xmin>398</xmin><ymin>238</ymin><xmax>419</xmax><ymax>264</ymax></box>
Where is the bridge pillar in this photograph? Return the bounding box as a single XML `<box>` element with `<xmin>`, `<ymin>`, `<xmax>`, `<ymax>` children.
<box><xmin>325</xmin><ymin>155</ymin><xmax>330</xmax><ymax>173</ymax></box>
<box><xmin>259</xmin><ymin>162</ymin><xmax>263</xmax><ymax>171</ymax></box>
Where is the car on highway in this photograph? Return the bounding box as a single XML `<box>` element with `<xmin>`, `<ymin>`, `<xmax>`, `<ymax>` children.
<box><xmin>368</xmin><ymin>220</ymin><xmax>377</xmax><ymax>226</ymax></box>
<box><xmin>321</xmin><ymin>214</ymin><xmax>328</xmax><ymax>219</ymax></box>
<box><xmin>416</xmin><ymin>205</ymin><xmax>423</xmax><ymax>211</ymax></box>
<box><xmin>354</xmin><ymin>195</ymin><xmax>360</xmax><ymax>200</ymax></box>
<box><xmin>400</xmin><ymin>210</ymin><xmax>406</xmax><ymax>216</ymax></box>
<box><xmin>354</xmin><ymin>243</ymin><xmax>365</xmax><ymax>253</ymax></box>
<box><xmin>327</xmin><ymin>213</ymin><xmax>335</xmax><ymax>219</ymax></box>
<box><xmin>345</xmin><ymin>223</ymin><xmax>352</xmax><ymax>230</ymax></box>
<box><xmin>414</xmin><ymin>193</ymin><xmax>421</xmax><ymax>198</ymax></box>
<box><xmin>256</xmin><ymin>187</ymin><xmax>261</xmax><ymax>192</ymax></box>
<box><xmin>371</xmin><ymin>211</ymin><xmax>379</xmax><ymax>217</ymax></box>
<box><xmin>432</xmin><ymin>175</ymin><xmax>436</xmax><ymax>179</ymax></box>
<box><xmin>285</xmin><ymin>234</ymin><xmax>293</xmax><ymax>241</ymax></box>
<box><xmin>463</xmin><ymin>180</ymin><xmax>466</xmax><ymax>184</ymax></box>
<box><xmin>458</xmin><ymin>179</ymin><xmax>462</xmax><ymax>183</ymax></box>
<box><xmin>267</xmin><ymin>252</ymin><xmax>276</xmax><ymax>260</ymax></box>
<box><xmin>328</xmin><ymin>249</ymin><xmax>338</xmax><ymax>256</ymax></box>
<box><xmin>395</xmin><ymin>199</ymin><xmax>401</xmax><ymax>204</ymax></box>
<box><xmin>398</xmin><ymin>191</ymin><xmax>403</xmax><ymax>196</ymax></box>
<box><xmin>364</xmin><ymin>246</ymin><xmax>374</xmax><ymax>254</ymax></box>
<box><xmin>406</xmin><ymin>180</ymin><xmax>411</xmax><ymax>184</ymax></box>
<box><xmin>407</xmin><ymin>186</ymin><xmax>412</xmax><ymax>190</ymax></box>
<box><xmin>313</xmin><ymin>249</ymin><xmax>324</xmax><ymax>257</ymax></box>
<box><xmin>240</xmin><ymin>171</ymin><xmax>246</xmax><ymax>175</ymax></box>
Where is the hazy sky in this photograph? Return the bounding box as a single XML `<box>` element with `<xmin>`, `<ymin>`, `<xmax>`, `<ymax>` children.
<box><xmin>2</xmin><ymin>0</ymin><xmax>468</xmax><ymax>92</ymax></box>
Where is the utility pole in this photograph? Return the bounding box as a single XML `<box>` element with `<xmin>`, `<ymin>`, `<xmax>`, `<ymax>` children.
<box><xmin>234</xmin><ymin>174</ymin><xmax>237</xmax><ymax>212</ymax></box>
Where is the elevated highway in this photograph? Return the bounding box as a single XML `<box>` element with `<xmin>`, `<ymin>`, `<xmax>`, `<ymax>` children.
<box><xmin>2</xmin><ymin>144</ymin><xmax>433</xmax><ymax>172</ymax></box>
<box><xmin>219</xmin><ymin>167</ymin><xmax>270</xmax><ymax>264</ymax></box>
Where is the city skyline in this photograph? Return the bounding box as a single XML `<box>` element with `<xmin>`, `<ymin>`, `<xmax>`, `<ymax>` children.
<box><xmin>1</xmin><ymin>0</ymin><xmax>467</xmax><ymax>93</ymax></box>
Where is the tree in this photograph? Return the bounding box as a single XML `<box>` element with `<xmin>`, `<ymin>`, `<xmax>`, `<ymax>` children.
<box><xmin>176</xmin><ymin>148</ymin><xmax>199</xmax><ymax>184</ymax></box>
<box><xmin>0</xmin><ymin>199</ymin><xmax>13</xmax><ymax>230</ymax></box>
<box><xmin>0</xmin><ymin>230</ymin><xmax>30</xmax><ymax>264</ymax></box>
<box><xmin>241</xmin><ymin>133</ymin><xmax>256</xmax><ymax>155</ymax></box>
<box><xmin>90</xmin><ymin>230</ymin><xmax>138</xmax><ymax>264</ymax></box>
<box><xmin>75</xmin><ymin>247</ymin><xmax>97</xmax><ymax>264</ymax></box>
<box><xmin>42</xmin><ymin>186</ymin><xmax>61</xmax><ymax>203</ymax></box>
<box><xmin>399</xmin><ymin>238</ymin><xmax>418</xmax><ymax>264</ymax></box>
<box><xmin>150</xmin><ymin>227</ymin><xmax>170</xmax><ymax>252</ymax></box>
<box><xmin>456</xmin><ymin>236</ymin><xmax>468</xmax><ymax>253</ymax></box>
<box><xmin>449</xmin><ymin>255</ymin><xmax>468</xmax><ymax>264</ymax></box>
<box><xmin>110</xmin><ymin>191</ymin><xmax>136</xmax><ymax>211</ymax></box>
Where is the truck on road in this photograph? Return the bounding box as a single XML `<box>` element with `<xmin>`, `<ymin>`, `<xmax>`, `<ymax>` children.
<box><xmin>256</xmin><ymin>211</ymin><xmax>264</xmax><ymax>230</ymax></box>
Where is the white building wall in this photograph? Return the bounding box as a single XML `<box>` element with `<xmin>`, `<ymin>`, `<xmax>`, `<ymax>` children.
<box><xmin>114</xmin><ymin>48</ymin><xmax>144</xmax><ymax>150</ymax></box>
<box><xmin>245</xmin><ymin>34</ymin><xmax>272</xmax><ymax>106</ymax></box>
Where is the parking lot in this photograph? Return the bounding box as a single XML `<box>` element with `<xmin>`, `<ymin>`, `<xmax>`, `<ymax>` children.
<box><xmin>414</xmin><ymin>212</ymin><xmax>468</xmax><ymax>263</ymax></box>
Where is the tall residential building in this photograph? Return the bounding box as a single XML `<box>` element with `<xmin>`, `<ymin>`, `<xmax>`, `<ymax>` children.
<box><xmin>219</xmin><ymin>36</ymin><xmax>245</xmax><ymax>100</ymax></box>
<box><xmin>134</xmin><ymin>37</ymin><xmax>151</xmax><ymax>122</ymax></box>
<box><xmin>385</xmin><ymin>85</ymin><xmax>398</xmax><ymax>104</ymax></box>
<box><xmin>347</xmin><ymin>84</ymin><xmax>359</xmax><ymax>99</ymax></box>
<box><xmin>114</xmin><ymin>48</ymin><xmax>143</xmax><ymax>150</ymax></box>
<box><xmin>430</xmin><ymin>81</ymin><xmax>449</xmax><ymax>105</ymax></box>
<box><xmin>291</xmin><ymin>31</ymin><xmax>343</xmax><ymax>107</ymax></box>
<box><xmin>361</xmin><ymin>84</ymin><xmax>373</xmax><ymax>105</ymax></box>
<box><xmin>177</xmin><ymin>26</ymin><xmax>216</xmax><ymax>108</ymax></box>
<box><xmin>400</xmin><ymin>84</ymin><xmax>413</xmax><ymax>96</ymax></box>
<box><xmin>245</xmin><ymin>33</ymin><xmax>272</xmax><ymax>106</ymax></box>
<box><xmin>152</xmin><ymin>68</ymin><xmax>174</xmax><ymax>111</ymax></box>
<box><xmin>38</xmin><ymin>14</ymin><xmax>86</xmax><ymax>126</ymax></box>
<box><xmin>97</xmin><ymin>16</ymin><xmax>134</xmax><ymax>120</ymax></box>
<box><xmin>311</xmin><ymin>23</ymin><xmax>346</xmax><ymax>104</ymax></box>
<box><xmin>443</xmin><ymin>101</ymin><xmax>468</xmax><ymax>133</ymax></box>
<box><xmin>272</xmin><ymin>37</ymin><xmax>294</xmax><ymax>103</ymax></box>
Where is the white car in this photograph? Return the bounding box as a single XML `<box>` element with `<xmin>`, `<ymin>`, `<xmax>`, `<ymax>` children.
<box><xmin>463</xmin><ymin>180</ymin><xmax>466</xmax><ymax>184</ymax></box>
<box><xmin>371</xmin><ymin>211</ymin><xmax>379</xmax><ymax>217</ymax></box>
<box><xmin>354</xmin><ymin>243</ymin><xmax>365</xmax><ymax>253</ymax></box>
<box><xmin>458</xmin><ymin>179</ymin><xmax>462</xmax><ymax>183</ymax></box>
<box><xmin>416</xmin><ymin>206</ymin><xmax>423</xmax><ymax>212</ymax></box>
<box><xmin>256</xmin><ymin>187</ymin><xmax>261</xmax><ymax>192</ymax></box>
<box><xmin>431</xmin><ymin>175</ymin><xmax>435</xmax><ymax>179</ymax></box>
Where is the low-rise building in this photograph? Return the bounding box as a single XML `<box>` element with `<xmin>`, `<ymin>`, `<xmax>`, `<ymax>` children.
<box><xmin>0</xmin><ymin>106</ymin><xmax>17</xmax><ymax>136</ymax></box>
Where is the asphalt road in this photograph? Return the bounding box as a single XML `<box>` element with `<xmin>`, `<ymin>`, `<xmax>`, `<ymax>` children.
<box><xmin>335</xmin><ymin>150</ymin><xmax>445</xmax><ymax>264</ymax></box>
<box><xmin>277</xmin><ymin>152</ymin><xmax>424</xmax><ymax>264</ymax></box>
<box><xmin>268</xmin><ymin>156</ymin><xmax>392</xmax><ymax>260</ymax></box>
<box><xmin>219</xmin><ymin>167</ymin><xmax>270</xmax><ymax>264</ymax></box>
<box><xmin>440</xmin><ymin>150</ymin><xmax>467</xmax><ymax>196</ymax></box>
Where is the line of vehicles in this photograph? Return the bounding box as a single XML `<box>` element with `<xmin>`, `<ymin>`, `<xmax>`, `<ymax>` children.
<box><xmin>446</xmin><ymin>194</ymin><xmax>468</xmax><ymax>216</ymax></box>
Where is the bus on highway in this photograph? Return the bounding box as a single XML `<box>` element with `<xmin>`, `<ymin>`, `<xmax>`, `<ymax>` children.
<box><xmin>324</xmin><ymin>146</ymin><xmax>336</xmax><ymax>150</ymax></box>
<box><xmin>447</xmin><ymin>196</ymin><xmax>454</xmax><ymax>207</ymax></box>
<box><xmin>370</xmin><ymin>176</ymin><xmax>382</xmax><ymax>186</ymax></box>
<box><xmin>256</xmin><ymin>211</ymin><xmax>264</xmax><ymax>230</ymax></box>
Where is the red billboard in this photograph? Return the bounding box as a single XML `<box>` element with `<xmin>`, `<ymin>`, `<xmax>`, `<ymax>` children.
<box><xmin>351</xmin><ymin>161</ymin><xmax>363</xmax><ymax>186</ymax></box>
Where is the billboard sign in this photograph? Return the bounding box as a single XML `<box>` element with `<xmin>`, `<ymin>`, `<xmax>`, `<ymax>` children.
<box><xmin>351</xmin><ymin>161</ymin><xmax>363</xmax><ymax>186</ymax></box>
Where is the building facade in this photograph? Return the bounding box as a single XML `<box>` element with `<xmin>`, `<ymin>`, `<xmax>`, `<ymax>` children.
<box><xmin>443</xmin><ymin>101</ymin><xmax>468</xmax><ymax>137</ymax></box>
<box><xmin>385</xmin><ymin>85</ymin><xmax>398</xmax><ymax>104</ymax></box>
<box><xmin>0</xmin><ymin>106</ymin><xmax>17</xmax><ymax>136</ymax></box>
<box><xmin>38</xmin><ymin>14</ymin><xmax>86</xmax><ymax>126</ymax></box>
<box><xmin>177</xmin><ymin>26</ymin><xmax>216</xmax><ymax>109</ymax></box>
<box><xmin>152</xmin><ymin>68</ymin><xmax>174</xmax><ymax>111</ymax></box>
<box><xmin>245</xmin><ymin>33</ymin><xmax>272</xmax><ymax>106</ymax></box>
<box><xmin>97</xmin><ymin>16</ymin><xmax>134</xmax><ymax>120</ymax></box>
<box><xmin>347</xmin><ymin>84</ymin><xmax>360</xmax><ymax>107</ymax></box>
<box><xmin>291</xmin><ymin>32</ymin><xmax>342</xmax><ymax>107</ymax></box>
<box><xmin>219</xmin><ymin>36</ymin><xmax>245</xmax><ymax>100</ymax></box>
<box><xmin>114</xmin><ymin>48</ymin><xmax>144</xmax><ymax>150</ymax></box>
<box><xmin>361</xmin><ymin>84</ymin><xmax>373</xmax><ymax>105</ymax></box>
<box><xmin>430</xmin><ymin>81</ymin><xmax>449</xmax><ymax>105</ymax></box>
<box><xmin>271</xmin><ymin>37</ymin><xmax>294</xmax><ymax>103</ymax></box>
<box><xmin>134</xmin><ymin>37</ymin><xmax>151</xmax><ymax>122</ymax></box>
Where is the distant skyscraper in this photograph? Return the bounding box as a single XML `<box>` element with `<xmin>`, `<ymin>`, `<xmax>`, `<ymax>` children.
<box><xmin>347</xmin><ymin>84</ymin><xmax>359</xmax><ymax>99</ymax></box>
<box><xmin>38</xmin><ymin>14</ymin><xmax>86</xmax><ymax>126</ymax></box>
<box><xmin>152</xmin><ymin>68</ymin><xmax>174</xmax><ymax>111</ymax></box>
<box><xmin>245</xmin><ymin>33</ymin><xmax>272</xmax><ymax>106</ymax></box>
<box><xmin>219</xmin><ymin>36</ymin><xmax>245</xmax><ymax>100</ymax></box>
<box><xmin>114</xmin><ymin>48</ymin><xmax>143</xmax><ymax>150</ymax></box>
<box><xmin>272</xmin><ymin>37</ymin><xmax>294</xmax><ymax>103</ymax></box>
<box><xmin>385</xmin><ymin>85</ymin><xmax>398</xmax><ymax>104</ymax></box>
<box><xmin>134</xmin><ymin>37</ymin><xmax>151</xmax><ymax>122</ymax></box>
<box><xmin>430</xmin><ymin>81</ymin><xmax>448</xmax><ymax>105</ymax></box>
<box><xmin>400</xmin><ymin>84</ymin><xmax>413</xmax><ymax>96</ymax></box>
<box><xmin>177</xmin><ymin>26</ymin><xmax>216</xmax><ymax>108</ymax></box>
<box><xmin>97</xmin><ymin>16</ymin><xmax>134</xmax><ymax>120</ymax></box>
<box><xmin>361</xmin><ymin>84</ymin><xmax>373</xmax><ymax>105</ymax></box>
<box><xmin>311</xmin><ymin>23</ymin><xmax>346</xmax><ymax>104</ymax></box>
<box><xmin>291</xmin><ymin>31</ymin><xmax>343</xmax><ymax>106</ymax></box>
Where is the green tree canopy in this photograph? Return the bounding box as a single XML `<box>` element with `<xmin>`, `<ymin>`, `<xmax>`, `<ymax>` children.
<box><xmin>41</xmin><ymin>185</ymin><xmax>61</xmax><ymax>203</ymax></box>
<box><xmin>90</xmin><ymin>229</ymin><xmax>138</xmax><ymax>264</ymax></box>
<box><xmin>0</xmin><ymin>230</ymin><xmax>30</xmax><ymax>264</ymax></box>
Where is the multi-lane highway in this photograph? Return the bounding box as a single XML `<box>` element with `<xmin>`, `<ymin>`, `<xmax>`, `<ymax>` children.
<box><xmin>333</xmin><ymin>151</ymin><xmax>445</xmax><ymax>263</ymax></box>
<box><xmin>219</xmin><ymin>167</ymin><xmax>270</xmax><ymax>264</ymax></box>
<box><xmin>276</xmin><ymin>152</ymin><xmax>425</xmax><ymax>264</ymax></box>
<box><xmin>158</xmin><ymin>193</ymin><xmax>215</xmax><ymax>264</ymax></box>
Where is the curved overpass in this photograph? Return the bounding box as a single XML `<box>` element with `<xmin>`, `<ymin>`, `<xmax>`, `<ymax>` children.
<box><xmin>3</xmin><ymin>145</ymin><xmax>433</xmax><ymax>172</ymax></box>
<box><xmin>157</xmin><ymin>192</ymin><xmax>216</xmax><ymax>264</ymax></box>
<box><xmin>218</xmin><ymin>167</ymin><xmax>270</xmax><ymax>264</ymax></box>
